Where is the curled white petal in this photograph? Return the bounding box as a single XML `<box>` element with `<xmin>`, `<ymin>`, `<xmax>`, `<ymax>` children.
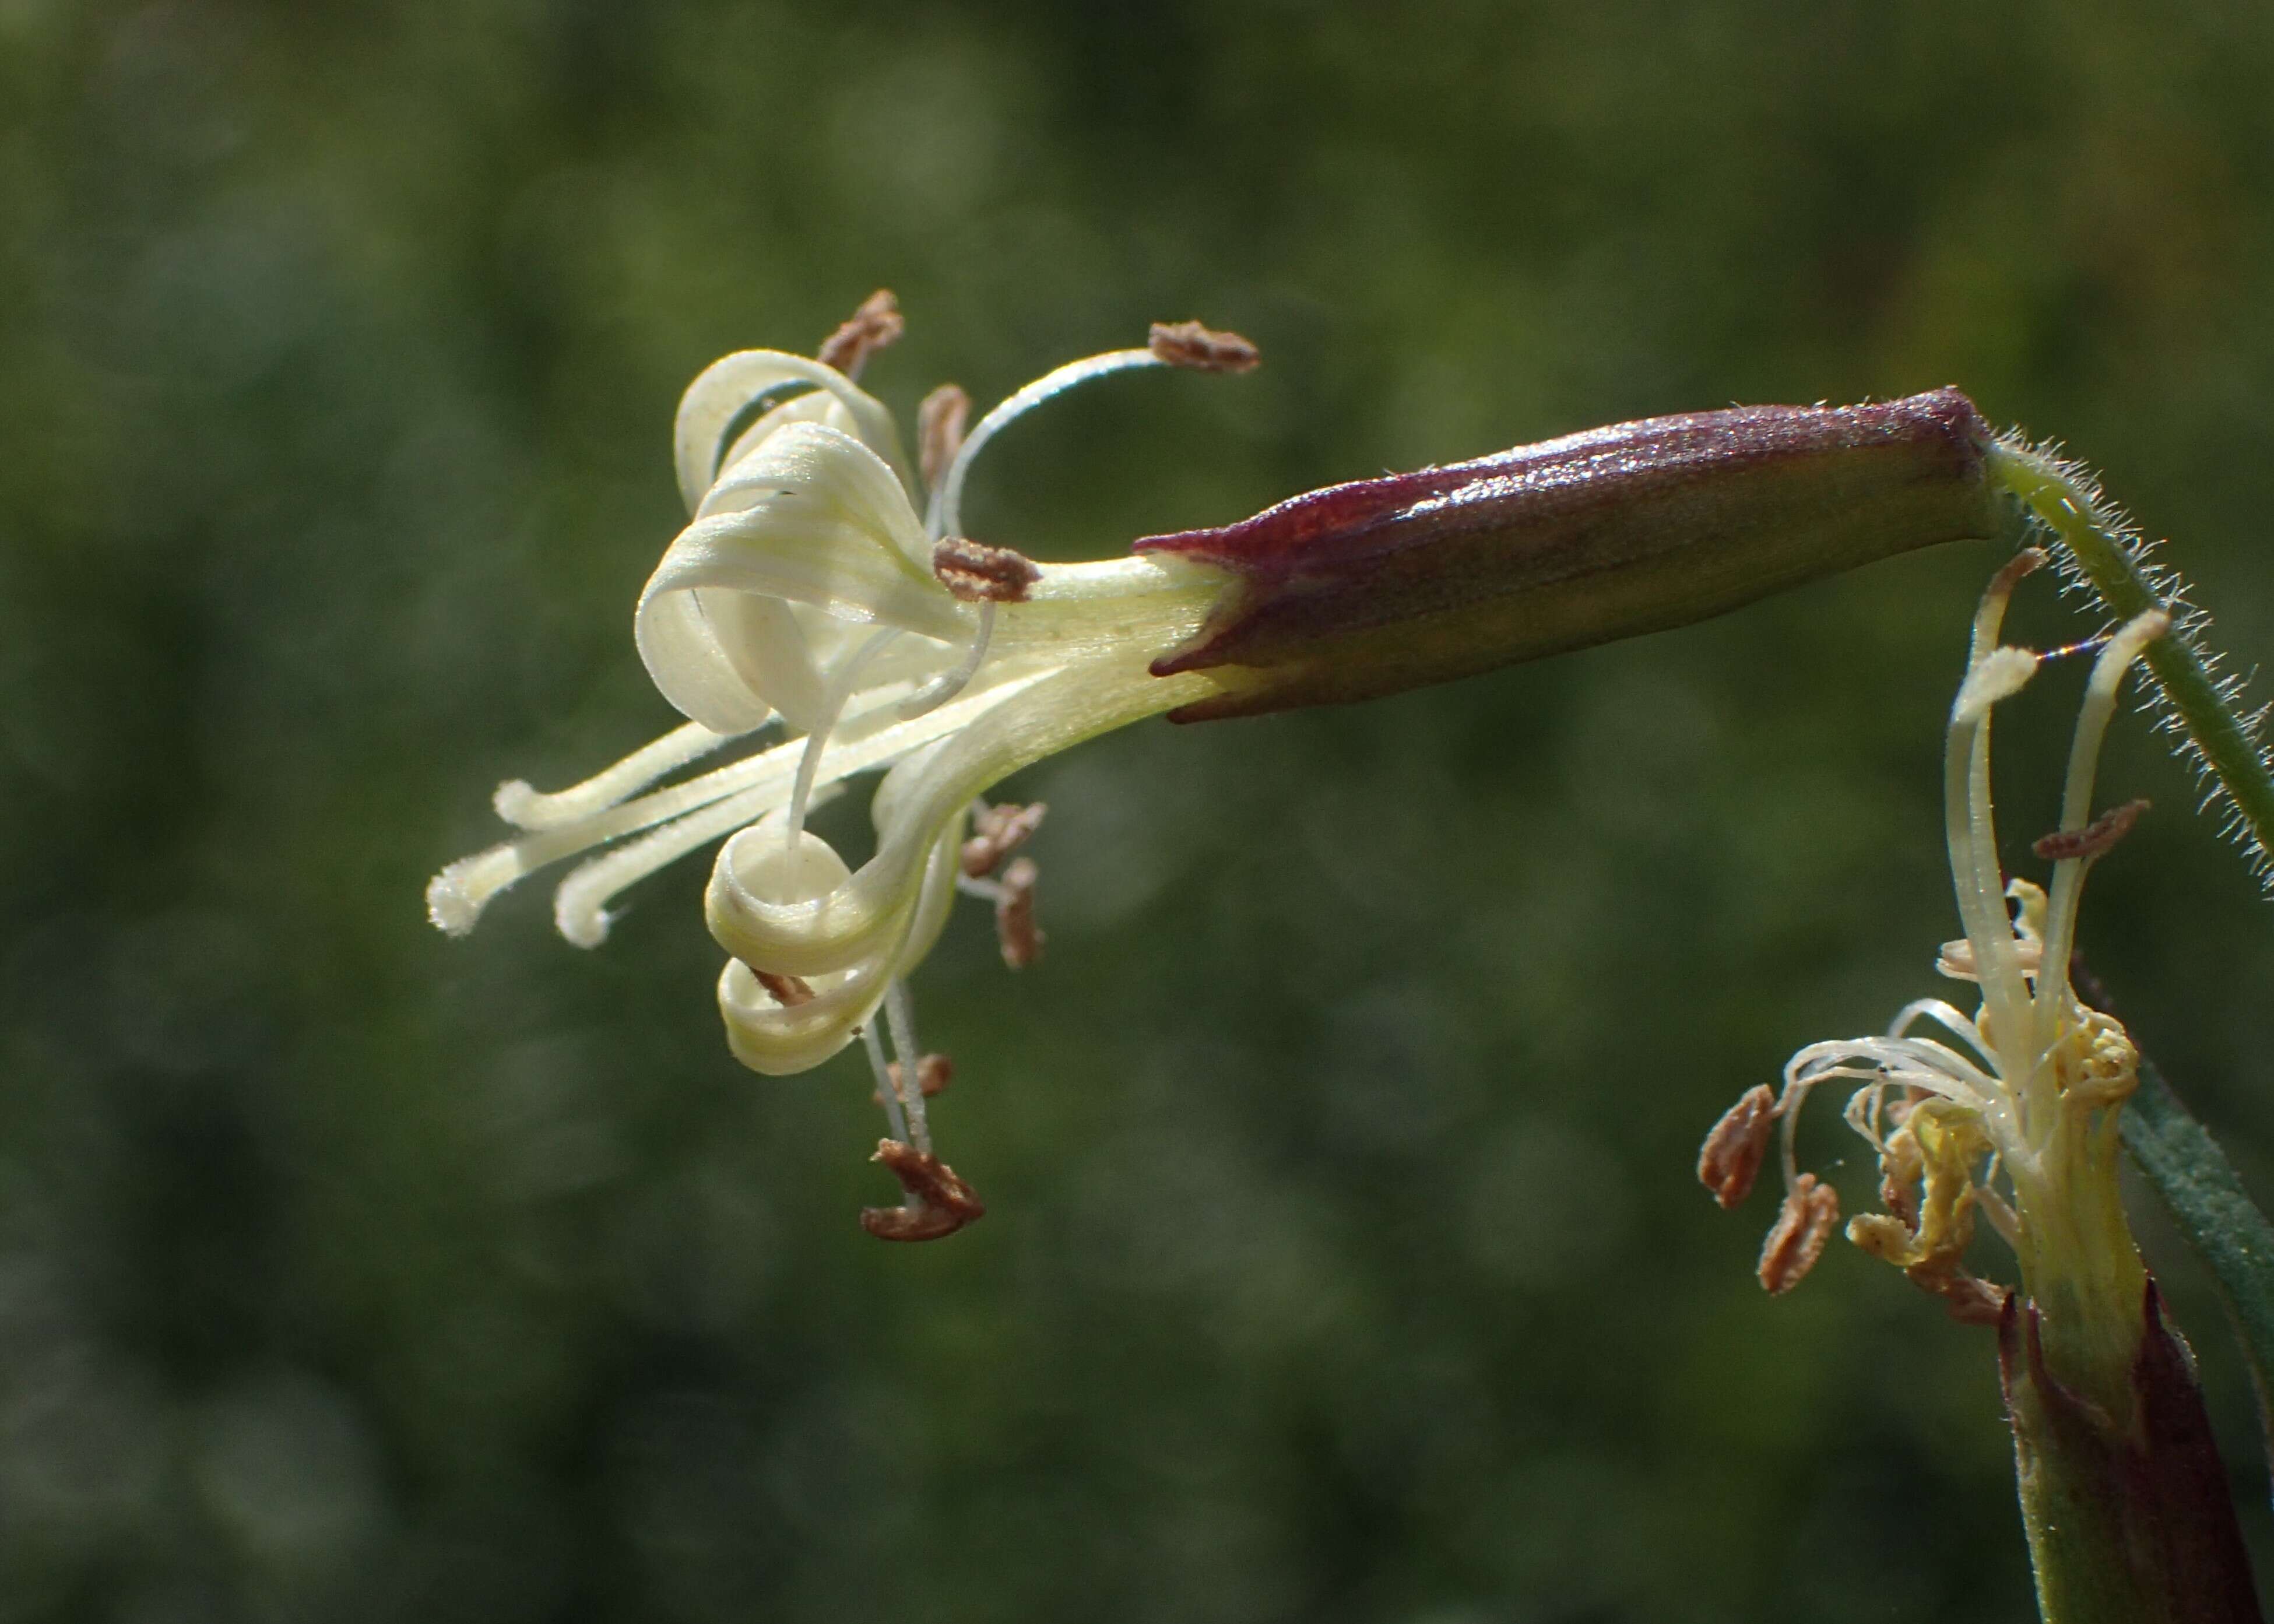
<box><xmin>715</xmin><ymin>389</ymin><xmax>850</xmax><ymax>490</ymax></box>
<box><xmin>550</xmin><ymin>781</ymin><xmax>842</xmax><ymax>948</ymax></box>
<box><xmin>673</xmin><ymin>350</ymin><xmax>909</xmax><ymax>514</ymax></box>
<box><xmin>704</xmin><ymin>669</ymin><xmax>1052</xmax><ymax>976</ymax></box>
<box><xmin>715</xmin><ymin>815</ymin><xmax>966</xmax><ymax>1076</ymax></box>
<box><xmin>637</xmin><ymin>423</ymin><xmax>966</xmax><ymax>734</ymax></box>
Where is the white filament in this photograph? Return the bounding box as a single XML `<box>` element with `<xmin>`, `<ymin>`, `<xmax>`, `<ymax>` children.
<box><xmin>899</xmin><ymin>600</ymin><xmax>997</xmax><ymax>720</ymax></box>
<box><xmin>860</xmin><ymin>1022</ymin><xmax>912</xmax><ymax>1145</ymax></box>
<box><xmin>927</xmin><ymin>349</ymin><xmax>1162</xmax><ymax>541</ymax></box>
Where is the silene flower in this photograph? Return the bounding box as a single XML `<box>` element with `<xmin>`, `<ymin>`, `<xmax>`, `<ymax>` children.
<box><xmin>431</xmin><ymin>290</ymin><xmax>2013</xmax><ymax>1240</ymax></box>
<box><xmin>1701</xmin><ymin>547</ymin><xmax>2164</xmax><ymax>1343</ymax></box>
<box><xmin>427</xmin><ymin>294</ymin><xmax>1264</xmax><ymax>1238</ymax></box>
<box><xmin>1700</xmin><ymin>554</ymin><xmax>2262</xmax><ymax>1618</ymax></box>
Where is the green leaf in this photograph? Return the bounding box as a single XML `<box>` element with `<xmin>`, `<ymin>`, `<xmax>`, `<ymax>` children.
<box><xmin>2120</xmin><ymin>1048</ymin><xmax>2274</xmax><ymax>1472</ymax></box>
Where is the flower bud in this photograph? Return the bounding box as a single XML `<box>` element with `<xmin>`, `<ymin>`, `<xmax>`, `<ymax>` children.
<box><xmin>1138</xmin><ymin>388</ymin><xmax>2005</xmax><ymax>720</ymax></box>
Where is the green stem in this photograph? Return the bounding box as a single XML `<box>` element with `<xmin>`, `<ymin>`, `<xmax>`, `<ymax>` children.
<box><xmin>1986</xmin><ymin>441</ymin><xmax>2274</xmax><ymax>878</ymax></box>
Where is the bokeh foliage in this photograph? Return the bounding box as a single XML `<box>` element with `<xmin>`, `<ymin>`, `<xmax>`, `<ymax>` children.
<box><xmin>5</xmin><ymin>2</ymin><xmax>2274</xmax><ymax>1619</ymax></box>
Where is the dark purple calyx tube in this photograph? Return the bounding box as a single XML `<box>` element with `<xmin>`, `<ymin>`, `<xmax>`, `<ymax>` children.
<box><xmin>1137</xmin><ymin>387</ymin><xmax>2005</xmax><ymax>721</ymax></box>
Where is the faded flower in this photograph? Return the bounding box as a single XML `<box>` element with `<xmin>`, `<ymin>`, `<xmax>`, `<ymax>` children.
<box><xmin>1706</xmin><ymin>549</ymin><xmax>2168</xmax><ymax>1378</ymax></box>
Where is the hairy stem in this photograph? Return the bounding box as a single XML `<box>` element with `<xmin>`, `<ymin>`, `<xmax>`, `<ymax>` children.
<box><xmin>1987</xmin><ymin>441</ymin><xmax>2274</xmax><ymax>881</ymax></box>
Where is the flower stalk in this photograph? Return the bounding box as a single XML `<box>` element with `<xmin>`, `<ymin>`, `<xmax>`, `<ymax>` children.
<box><xmin>1988</xmin><ymin>439</ymin><xmax>2274</xmax><ymax>886</ymax></box>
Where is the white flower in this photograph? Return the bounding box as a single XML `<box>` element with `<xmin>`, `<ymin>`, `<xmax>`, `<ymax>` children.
<box><xmin>427</xmin><ymin>297</ymin><xmax>1259</xmax><ymax>1231</ymax></box>
<box><xmin>1706</xmin><ymin>549</ymin><xmax>2168</xmax><ymax>1375</ymax></box>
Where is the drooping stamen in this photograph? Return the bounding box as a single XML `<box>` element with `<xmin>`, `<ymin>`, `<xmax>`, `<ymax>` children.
<box><xmin>961</xmin><ymin>800</ymin><xmax>1046</xmax><ymax>877</ymax></box>
<box><xmin>882</xmin><ymin>978</ymin><xmax>932</xmax><ymax>1155</ymax></box>
<box><xmin>917</xmin><ymin>384</ymin><xmax>970</xmax><ymax>493</ymax></box>
<box><xmin>817</xmin><ymin>289</ymin><xmax>903</xmax><ymax>379</ymax></box>
<box><xmin>493</xmin><ymin>720</ymin><xmax>744</xmax><ymax>831</ymax></box>
<box><xmin>2033</xmin><ymin>799</ymin><xmax>2150</xmax><ymax>864</ymax></box>
<box><xmin>859</xmin><ymin>1139</ymin><xmax>986</xmax><ymax>1242</ymax></box>
<box><xmin>1698</xmin><ymin>1085</ymin><xmax>1778</xmax><ymax>1210</ymax></box>
<box><xmin>786</xmin><ymin>627</ymin><xmax>902</xmax><ymax>854</ymax></box>
<box><xmin>1774</xmin><ymin>1072</ymin><xmax>1816</xmax><ymax>1193</ymax></box>
<box><xmin>1758</xmin><ymin>1174</ymin><xmax>1840</xmax><ymax>1295</ymax></box>
<box><xmin>926</xmin><ymin>347</ymin><xmax>1166</xmax><ymax>540</ymax></box>
<box><xmin>993</xmin><ymin>856</ymin><xmax>1042</xmax><ymax>969</ymax></box>
<box><xmin>860</xmin><ymin>1022</ymin><xmax>912</xmax><ymax>1145</ymax></box>
<box><xmin>1146</xmin><ymin>320</ymin><xmax>1260</xmax><ymax>374</ymax></box>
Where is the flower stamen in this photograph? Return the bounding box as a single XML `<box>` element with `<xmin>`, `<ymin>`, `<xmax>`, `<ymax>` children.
<box><xmin>1759</xmin><ymin>1173</ymin><xmax>1840</xmax><ymax>1294</ymax></box>
<box><xmin>1146</xmin><ymin>319</ymin><xmax>1261</xmax><ymax>374</ymax></box>
<box><xmin>992</xmin><ymin>856</ymin><xmax>1042</xmax><ymax>969</ymax></box>
<box><xmin>860</xmin><ymin>1023</ymin><xmax>912</xmax><ymax>1147</ymax></box>
<box><xmin>882</xmin><ymin>978</ymin><xmax>933</xmax><ymax>1155</ymax></box>
<box><xmin>932</xmin><ymin>536</ymin><xmax>1042</xmax><ymax>603</ymax></box>
<box><xmin>1697</xmin><ymin>1084</ymin><xmax>1777</xmax><ymax>1210</ymax></box>
<box><xmin>859</xmin><ymin>1138</ymin><xmax>986</xmax><ymax>1243</ymax></box>
<box><xmin>816</xmin><ymin>289</ymin><xmax>904</xmax><ymax>379</ymax></box>
<box><xmin>925</xmin><ymin>320</ymin><xmax>1257</xmax><ymax>540</ymax></box>
<box><xmin>961</xmin><ymin>800</ymin><xmax>1046</xmax><ymax>877</ymax></box>
<box><xmin>917</xmin><ymin>384</ymin><xmax>971</xmax><ymax>493</ymax></box>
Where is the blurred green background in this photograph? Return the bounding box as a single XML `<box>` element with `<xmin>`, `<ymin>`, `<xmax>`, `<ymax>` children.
<box><xmin>6</xmin><ymin>2</ymin><xmax>2274</xmax><ymax>1619</ymax></box>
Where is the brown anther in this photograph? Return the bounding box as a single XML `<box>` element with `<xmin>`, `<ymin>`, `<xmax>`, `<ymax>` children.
<box><xmin>859</xmin><ymin>1138</ymin><xmax>986</xmax><ymax>1242</ymax></box>
<box><xmin>932</xmin><ymin>536</ymin><xmax>1042</xmax><ymax>603</ymax></box>
<box><xmin>961</xmin><ymin>801</ymin><xmax>1047</xmax><ymax>878</ymax></box>
<box><xmin>753</xmin><ymin>968</ymin><xmax>816</xmax><ymax>1007</ymax></box>
<box><xmin>873</xmin><ymin>1053</ymin><xmax>954</xmax><ymax>1105</ymax></box>
<box><xmin>817</xmin><ymin>289</ymin><xmax>904</xmax><ymax>378</ymax></box>
<box><xmin>1757</xmin><ymin>1173</ymin><xmax>1840</xmax><ymax>1295</ymax></box>
<box><xmin>1147</xmin><ymin>319</ymin><xmax>1260</xmax><ymax>374</ymax></box>
<box><xmin>1696</xmin><ymin>1085</ymin><xmax>1777</xmax><ymax>1210</ymax></box>
<box><xmin>918</xmin><ymin>383</ymin><xmax>971</xmax><ymax>492</ymax></box>
<box><xmin>2033</xmin><ymin>797</ymin><xmax>2150</xmax><ymax>863</ymax></box>
<box><xmin>994</xmin><ymin>856</ymin><xmax>1043</xmax><ymax>969</ymax></box>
